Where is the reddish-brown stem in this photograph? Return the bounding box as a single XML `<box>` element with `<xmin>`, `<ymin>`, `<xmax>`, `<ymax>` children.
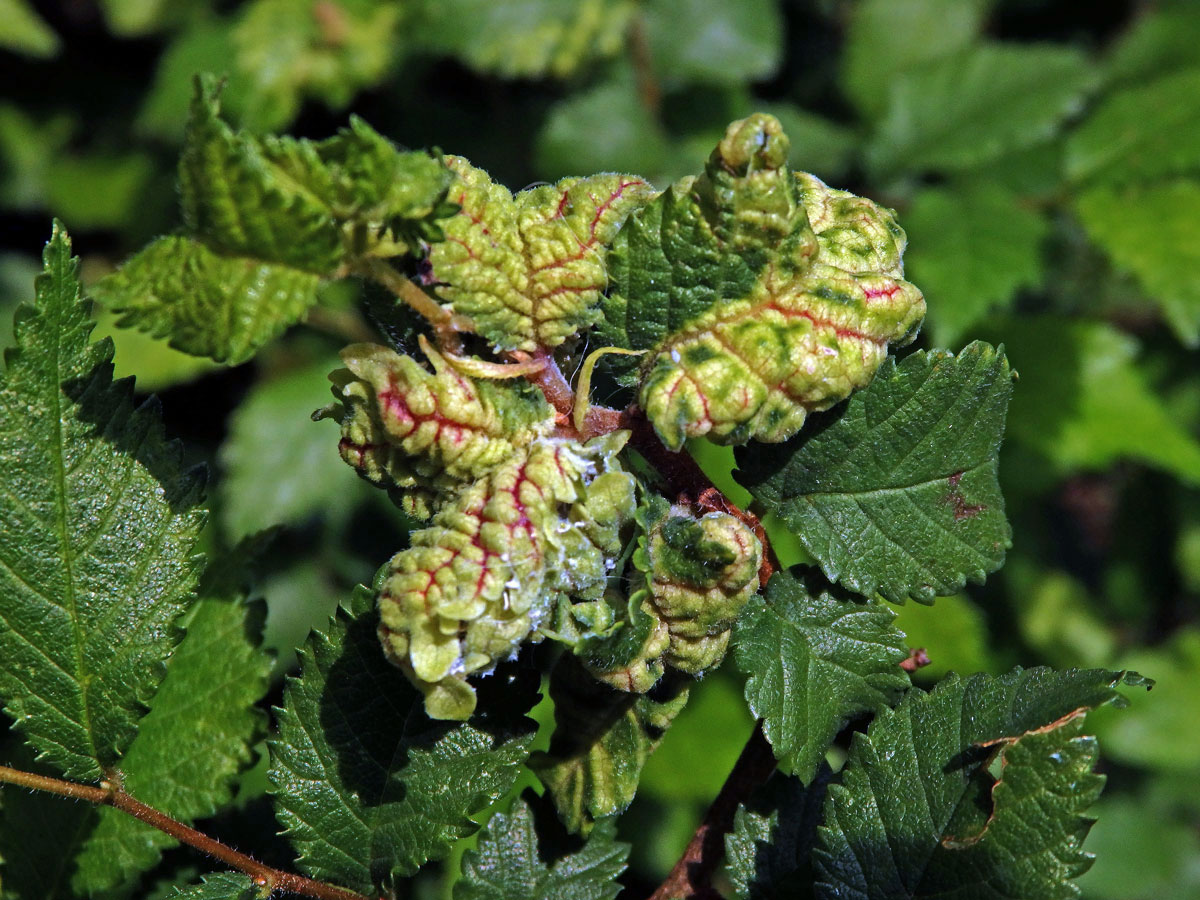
<box><xmin>647</xmin><ymin>724</ymin><xmax>778</xmax><ymax>900</ymax></box>
<box><xmin>0</xmin><ymin>765</ymin><xmax>370</xmax><ymax>900</ymax></box>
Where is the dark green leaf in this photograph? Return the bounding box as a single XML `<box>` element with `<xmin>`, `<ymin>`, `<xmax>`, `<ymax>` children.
<box><xmin>1065</xmin><ymin>68</ymin><xmax>1200</xmax><ymax>187</ymax></box>
<box><xmin>529</xmin><ymin>660</ymin><xmax>689</xmax><ymax>834</ymax></box>
<box><xmin>0</xmin><ymin>224</ymin><xmax>205</xmax><ymax>780</ymax></box>
<box><xmin>736</xmin><ymin>342</ymin><xmax>1013</xmax><ymax>604</ymax></box>
<box><xmin>904</xmin><ymin>183</ymin><xmax>1049</xmax><ymax>346</ymax></box>
<box><xmin>814</xmin><ymin>667</ymin><xmax>1144</xmax><ymax>899</ymax></box>
<box><xmin>268</xmin><ymin>586</ymin><xmax>537</xmax><ymax>894</ymax></box>
<box><xmin>642</xmin><ymin>0</ymin><xmax>783</xmax><ymax>86</ymax></box>
<box><xmin>867</xmin><ymin>43</ymin><xmax>1096</xmax><ymax>176</ymax></box>
<box><xmin>724</xmin><ymin>769</ymin><xmax>829</xmax><ymax>900</ymax></box>
<box><xmin>734</xmin><ymin>571</ymin><xmax>909</xmax><ymax>781</ymax></box>
<box><xmin>164</xmin><ymin>872</ymin><xmax>258</xmax><ymax>900</ymax></box>
<box><xmin>1074</xmin><ymin>179</ymin><xmax>1200</xmax><ymax>346</ymax></box>
<box><xmin>454</xmin><ymin>797</ymin><xmax>629</xmax><ymax>900</ymax></box>
<box><xmin>69</xmin><ymin>548</ymin><xmax>273</xmax><ymax>893</ymax></box>
<box><xmin>840</xmin><ymin>0</ymin><xmax>988</xmax><ymax>117</ymax></box>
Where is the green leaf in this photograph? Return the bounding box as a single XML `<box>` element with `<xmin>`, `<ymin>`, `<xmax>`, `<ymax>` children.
<box><xmin>890</xmin><ymin>594</ymin><xmax>997</xmax><ymax>682</ymax></box>
<box><xmin>454</xmin><ymin>797</ymin><xmax>629</xmax><ymax>900</ymax></box>
<box><xmin>220</xmin><ymin>355</ymin><xmax>365</xmax><ymax>537</ymax></box>
<box><xmin>429</xmin><ymin>158</ymin><xmax>653</xmax><ymax>352</ymax></box>
<box><xmin>420</xmin><ymin>0</ymin><xmax>633</xmax><ymax>79</ymax></box>
<box><xmin>231</xmin><ymin>0</ymin><xmax>404</xmax><ymax>132</ymax></box>
<box><xmin>268</xmin><ymin>586</ymin><xmax>537</xmax><ymax>894</ymax></box>
<box><xmin>98</xmin><ymin>76</ymin><xmax>451</xmax><ymax>364</ymax></box>
<box><xmin>840</xmin><ymin>0</ymin><xmax>988</xmax><ymax>117</ymax></box>
<box><xmin>641</xmin><ymin>0</ymin><xmax>783</xmax><ymax>86</ymax></box>
<box><xmin>734</xmin><ymin>571</ymin><xmax>909</xmax><ymax>781</ymax></box>
<box><xmin>90</xmin><ymin>302</ymin><xmax>219</xmax><ymax>393</ymax></box>
<box><xmin>1087</xmin><ymin>629</ymin><xmax>1200</xmax><ymax>772</ymax></box>
<box><xmin>1074</xmin><ymin>179</ymin><xmax>1200</xmax><ymax>346</ymax></box>
<box><xmin>867</xmin><ymin>43</ymin><xmax>1096</xmax><ymax>176</ymax></box>
<box><xmin>1079</xmin><ymin>794</ymin><xmax>1200</xmax><ymax>900</ymax></box>
<box><xmin>165</xmin><ymin>872</ymin><xmax>258</xmax><ymax>900</ymax></box>
<box><xmin>0</xmin><ymin>0</ymin><xmax>60</xmax><ymax>58</ymax></box>
<box><xmin>69</xmin><ymin>547</ymin><xmax>272</xmax><ymax>893</ymax></box>
<box><xmin>1065</xmin><ymin>68</ymin><xmax>1200</xmax><ymax>187</ymax></box>
<box><xmin>601</xmin><ymin>114</ymin><xmax>924</xmax><ymax>449</ymax></box>
<box><xmin>736</xmin><ymin>342</ymin><xmax>1013</xmax><ymax>604</ymax></box>
<box><xmin>529</xmin><ymin>661</ymin><xmax>689</xmax><ymax>834</ymax></box>
<box><xmin>0</xmin><ymin>224</ymin><xmax>206</xmax><ymax>780</ymax></box>
<box><xmin>903</xmin><ymin>183</ymin><xmax>1049</xmax><ymax>346</ymax></box>
<box><xmin>1106</xmin><ymin>7</ymin><xmax>1200</xmax><ymax>86</ymax></box>
<box><xmin>93</xmin><ymin>235</ymin><xmax>322</xmax><ymax>366</ymax></box>
<box><xmin>724</xmin><ymin>770</ymin><xmax>829</xmax><ymax>900</ymax></box>
<box><xmin>814</xmin><ymin>667</ymin><xmax>1144</xmax><ymax>899</ymax></box>
<box><xmin>985</xmin><ymin>316</ymin><xmax>1200</xmax><ymax>483</ymax></box>
<box><xmin>536</xmin><ymin>72</ymin><xmax>672</xmax><ymax>182</ymax></box>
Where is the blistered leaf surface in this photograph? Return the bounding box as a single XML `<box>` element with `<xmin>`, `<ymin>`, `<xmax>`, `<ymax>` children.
<box><xmin>602</xmin><ymin>114</ymin><xmax>924</xmax><ymax>449</ymax></box>
<box><xmin>428</xmin><ymin>157</ymin><xmax>653</xmax><ymax>352</ymax></box>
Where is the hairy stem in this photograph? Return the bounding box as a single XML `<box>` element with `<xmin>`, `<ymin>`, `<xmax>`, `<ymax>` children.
<box><xmin>357</xmin><ymin>258</ymin><xmax>473</xmax><ymax>354</ymax></box>
<box><xmin>0</xmin><ymin>765</ymin><xmax>370</xmax><ymax>900</ymax></box>
<box><xmin>647</xmin><ymin>724</ymin><xmax>778</xmax><ymax>900</ymax></box>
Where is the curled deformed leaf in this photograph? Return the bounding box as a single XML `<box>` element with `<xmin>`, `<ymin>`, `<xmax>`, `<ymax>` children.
<box><xmin>318</xmin><ymin>338</ymin><xmax>556</xmax><ymax>511</ymax></box>
<box><xmin>427</xmin><ymin>157</ymin><xmax>654</xmax><ymax>352</ymax></box>
<box><xmin>576</xmin><ymin>495</ymin><xmax>762</xmax><ymax>688</ymax></box>
<box><xmin>601</xmin><ymin>113</ymin><xmax>925</xmax><ymax>449</ymax></box>
<box><xmin>377</xmin><ymin>433</ymin><xmax>637</xmax><ymax>719</ymax></box>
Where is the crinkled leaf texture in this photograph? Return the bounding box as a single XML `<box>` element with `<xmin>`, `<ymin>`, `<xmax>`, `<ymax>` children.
<box><xmin>814</xmin><ymin>667</ymin><xmax>1149</xmax><ymax>899</ymax></box>
<box><xmin>0</xmin><ymin>223</ymin><xmax>205</xmax><ymax>781</ymax></box>
<box><xmin>736</xmin><ymin>342</ymin><xmax>1012</xmax><ymax>604</ymax></box>
<box><xmin>600</xmin><ymin>113</ymin><xmax>924</xmax><ymax>450</ymax></box>
<box><xmin>454</xmin><ymin>796</ymin><xmax>629</xmax><ymax>900</ymax></box>
<box><xmin>268</xmin><ymin>585</ymin><xmax>538</xmax><ymax>895</ymax></box>
<box><xmin>95</xmin><ymin>75</ymin><xmax>451</xmax><ymax>364</ymax></box>
<box><xmin>427</xmin><ymin>157</ymin><xmax>653</xmax><ymax>352</ymax></box>
<box><xmin>734</xmin><ymin>571</ymin><xmax>909</xmax><ymax>782</ymax></box>
<box><xmin>725</xmin><ymin>769</ymin><xmax>831</xmax><ymax>900</ymax></box>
